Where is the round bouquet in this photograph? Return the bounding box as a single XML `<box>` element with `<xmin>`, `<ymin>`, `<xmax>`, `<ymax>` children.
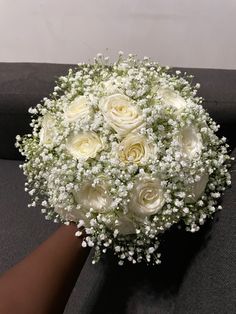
<box><xmin>16</xmin><ymin>53</ymin><xmax>231</xmax><ymax>266</ymax></box>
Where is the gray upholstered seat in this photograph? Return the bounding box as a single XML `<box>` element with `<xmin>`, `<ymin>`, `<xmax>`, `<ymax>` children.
<box><xmin>0</xmin><ymin>63</ymin><xmax>235</xmax><ymax>314</ymax></box>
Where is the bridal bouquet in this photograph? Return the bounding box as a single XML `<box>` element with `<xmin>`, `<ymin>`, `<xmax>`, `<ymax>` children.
<box><xmin>16</xmin><ymin>53</ymin><xmax>231</xmax><ymax>265</ymax></box>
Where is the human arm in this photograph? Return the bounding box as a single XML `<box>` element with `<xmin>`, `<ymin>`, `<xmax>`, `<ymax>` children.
<box><xmin>0</xmin><ymin>223</ymin><xmax>90</xmax><ymax>314</ymax></box>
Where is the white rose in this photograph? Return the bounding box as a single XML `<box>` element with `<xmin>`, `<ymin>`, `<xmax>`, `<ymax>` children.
<box><xmin>73</xmin><ymin>181</ymin><xmax>111</xmax><ymax>213</ymax></box>
<box><xmin>54</xmin><ymin>206</ymin><xmax>88</xmax><ymax>222</ymax></box>
<box><xmin>99</xmin><ymin>93</ymin><xmax>144</xmax><ymax>137</ymax></box>
<box><xmin>66</xmin><ymin>131</ymin><xmax>103</xmax><ymax>160</ymax></box>
<box><xmin>115</xmin><ymin>215</ymin><xmax>136</xmax><ymax>235</ymax></box>
<box><xmin>186</xmin><ymin>173</ymin><xmax>209</xmax><ymax>203</ymax></box>
<box><xmin>64</xmin><ymin>96</ymin><xmax>90</xmax><ymax>122</ymax></box>
<box><xmin>158</xmin><ymin>88</ymin><xmax>187</xmax><ymax>113</ymax></box>
<box><xmin>39</xmin><ymin>113</ymin><xmax>57</xmax><ymax>145</ymax></box>
<box><xmin>118</xmin><ymin>133</ymin><xmax>157</xmax><ymax>164</ymax></box>
<box><xmin>177</xmin><ymin>126</ymin><xmax>203</xmax><ymax>159</ymax></box>
<box><xmin>129</xmin><ymin>176</ymin><xmax>165</xmax><ymax>217</ymax></box>
<box><xmin>105</xmin><ymin>213</ymin><xmax>136</xmax><ymax>235</ymax></box>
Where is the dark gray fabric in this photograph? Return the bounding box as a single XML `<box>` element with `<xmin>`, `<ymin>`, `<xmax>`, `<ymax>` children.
<box><xmin>89</xmin><ymin>150</ymin><xmax>236</xmax><ymax>314</ymax></box>
<box><xmin>0</xmin><ymin>158</ymin><xmax>114</xmax><ymax>314</ymax></box>
<box><xmin>0</xmin><ymin>159</ymin><xmax>58</xmax><ymax>269</ymax></box>
<box><xmin>173</xmin><ymin>148</ymin><xmax>236</xmax><ymax>314</ymax></box>
<box><xmin>0</xmin><ymin>63</ymin><xmax>236</xmax><ymax>313</ymax></box>
<box><xmin>0</xmin><ymin>63</ymin><xmax>236</xmax><ymax>160</ymax></box>
<box><xmin>0</xmin><ymin>153</ymin><xmax>235</xmax><ymax>314</ymax></box>
<box><xmin>0</xmin><ymin>63</ymin><xmax>76</xmax><ymax>160</ymax></box>
<box><xmin>81</xmin><ymin>151</ymin><xmax>236</xmax><ymax>314</ymax></box>
<box><xmin>66</xmin><ymin>150</ymin><xmax>236</xmax><ymax>314</ymax></box>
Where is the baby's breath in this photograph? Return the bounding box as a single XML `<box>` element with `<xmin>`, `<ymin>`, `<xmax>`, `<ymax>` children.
<box><xmin>16</xmin><ymin>53</ymin><xmax>232</xmax><ymax>266</ymax></box>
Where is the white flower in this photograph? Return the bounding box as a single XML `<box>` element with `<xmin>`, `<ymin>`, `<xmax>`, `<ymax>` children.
<box><xmin>186</xmin><ymin>173</ymin><xmax>209</xmax><ymax>203</ymax></box>
<box><xmin>158</xmin><ymin>88</ymin><xmax>187</xmax><ymax>113</ymax></box>
<box><xmin>64</xmin><ymin>96</ymin><xmax>90</xmax><ymax>122</ymax></box>
<box><xmin>99</xmin><ymin>93</ymin><xmax>144</xmax><ymax>137</ymax></box>
<box><xmin>106</xmin><ymin>213</ymin><xmax>136</xmax><ymax>235</ymax></box>
<box><xmin>102</xmin><ymin>79</ymin><xmax>122</xmax><ymax>94</ymax></box>
<box><xmin>129</xmin><ymin>176</ymin><xmax>165</xmax><ymax>217</ymax></box>
<box><xmin>177</xmin><ymin>126</ymin><xmax>203</xmax><ymax>159</ymax></box>
<box><xmin>54</xmin><ymin>206</ymin><xmax>87</xmax><ymax>222</ymax></box>
<box><xmin>115</xmin><ymin>215</ymin><xmax>136</xmax><ymax>235</ymax></box>
<box><xmin>66</xmin><ymin>131</ymin><xmax>104</xmax><ymax>160</ymax></box>
<box><xmin>39</xmin><ymin>113</ymin><xmax>57</xmax><ymax>145</ymax></box>
<box><xmin>73</xmin><ymin>181</ymin><xmax>111</xmax><ymax>213</ymax></box>
<box><xmin>118</xmin><ymin>133</ymin><xmax>157</xmax><ymax>164</ymax></box>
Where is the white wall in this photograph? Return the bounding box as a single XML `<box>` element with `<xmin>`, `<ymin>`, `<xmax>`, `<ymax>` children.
<box><xmin>0</xmin><ymin>0</ymin><xmax>236</xmax><ymax>69</ymax></box>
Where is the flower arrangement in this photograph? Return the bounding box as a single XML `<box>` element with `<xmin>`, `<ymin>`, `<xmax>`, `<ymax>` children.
<box><xmin>16</xmin><ymin>53</ymin><xmax>232</xmax><ymax>265</ymax></box>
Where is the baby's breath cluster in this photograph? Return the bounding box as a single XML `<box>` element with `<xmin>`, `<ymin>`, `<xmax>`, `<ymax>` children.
<box><xmin>16</xmin><ymin>53</ymin><xmax>232</xmax><ymax>266</ymax></box>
